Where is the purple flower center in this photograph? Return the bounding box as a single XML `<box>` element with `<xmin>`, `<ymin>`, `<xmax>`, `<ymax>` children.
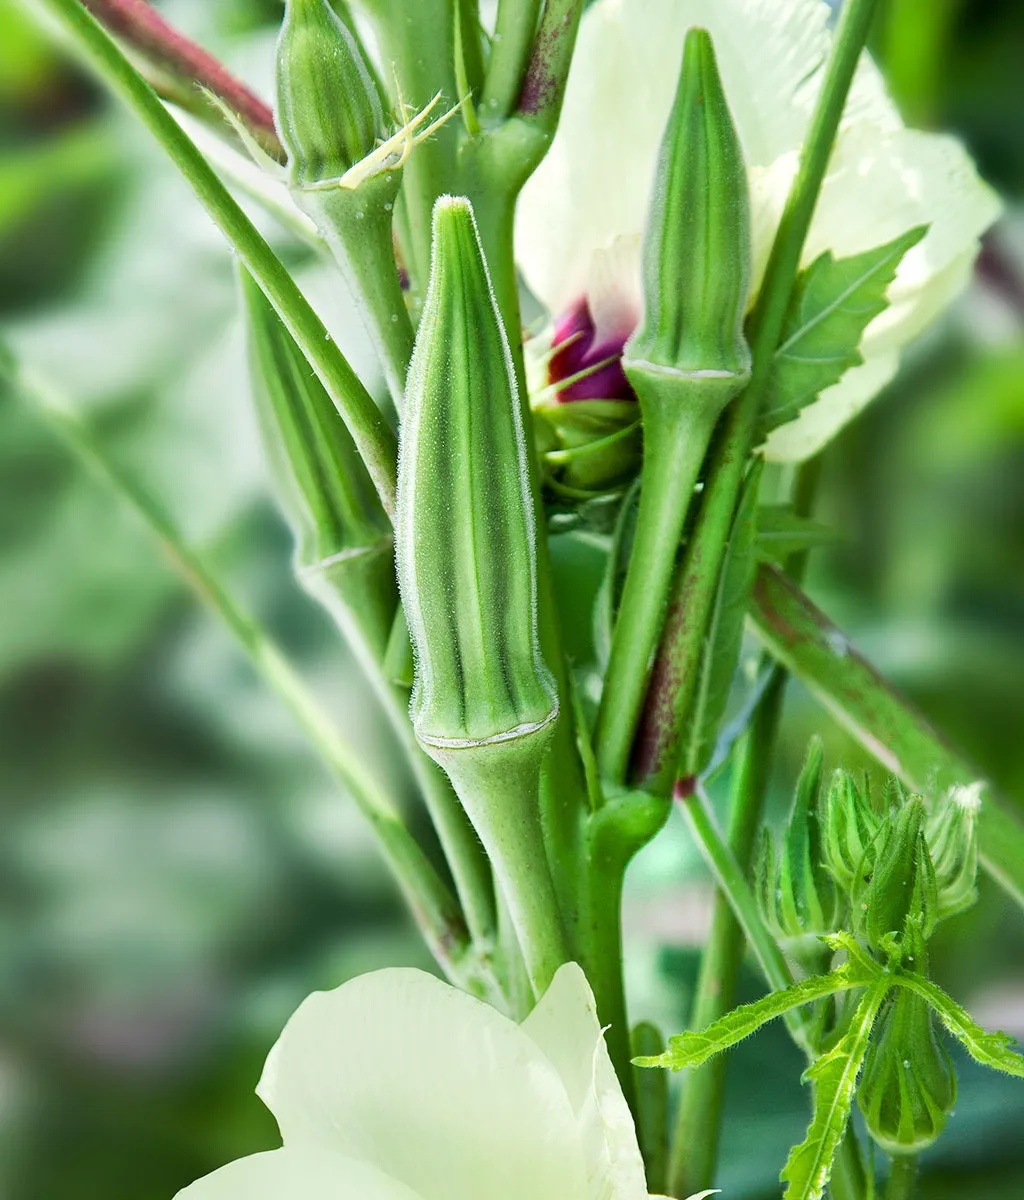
<box><xmin>547</xmin><ymin>298</ymin><xmax>635</xmax><ymax>403</ymax></box>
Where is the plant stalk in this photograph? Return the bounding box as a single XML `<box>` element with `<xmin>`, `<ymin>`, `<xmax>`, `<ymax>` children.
<box><xmin>885</xmin><ymin>1154</ymin><xmax>918</xmax><ymax>1200</ymax></box>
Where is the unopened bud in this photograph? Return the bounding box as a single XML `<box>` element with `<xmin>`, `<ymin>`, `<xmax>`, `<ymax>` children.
<box><xmin>275</xmin><ymin>0</ymin><xmax>386</xmax><ymax>188</ymax></box>
<box><xmin>855</xmin><ymin>797</ymin><xmax>938</xmax><ymax>954</ymax></box>
<box><xmin>927</xmin><ymin>783</ymin><xmax>981</xmax><ymax>922</ymax></box>
<box><xmin>623</xmin><ymin>27</ymin><xmax>752</xmax><ymax>419</ymax></box>
<box><xmin>757</xmin><ymin>739</ymin><xmax>838</xmax><ymax>968</ymax></box>
<box><xmin>823</xmin><ymin>768</ymin><xmax>881</xmax><ymax>893</ymax></box>
<box><xmin>857</xmin><ymin>988</ymin><xmax>957</xmax><ymax>1155</ymax></box>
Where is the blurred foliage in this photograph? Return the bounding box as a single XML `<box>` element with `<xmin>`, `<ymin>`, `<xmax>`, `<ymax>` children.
<box><xmin>0</xmin><ymin>0</ymin><xmax>1022</xmax><ymax>1197</ymax></box>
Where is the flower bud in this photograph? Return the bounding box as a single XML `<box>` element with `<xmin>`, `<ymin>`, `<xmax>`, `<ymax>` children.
<box><xmin>857</xmin><ymin>988</ymin><xmax>957</xmax><ymax>1155</ymax></box>
<box><xmin>855</xmin><ymin>798</ymin><xmax>938</xmax><ymax>955</ymax></box>
<box><xmin>757</xmin><ymin>739</ymin><xmax>839</xmax><ymax>968</ymax></box>
<box><xmin>275</xmin><ymin>0</ymin><xmax>386</xmax><ymax>188</ymax></box>
<box><xmin>927</xmin><ymin>783</ymin><xmax>981</xmax><ymax>922</ymax></box>
<box><xmin>241</xmin><ymin>269</ymin><xmax>396</xmax><ymax>661</ymax></box>
<box><xmin>822</xmin><ymin>768</ymin><xmax>881</xmax><ymax>893</ymax></box>
<box><xmin>623</xmin><ymin>27</ymin><xmax>752</xmax><ymax>419</ymax></box>
<box><xmin>396</xmin><ymin>195</ymin><xmax>557</xmax><ymax>752</ymax></box>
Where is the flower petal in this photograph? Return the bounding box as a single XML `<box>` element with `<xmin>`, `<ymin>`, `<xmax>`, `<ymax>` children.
<box><xmin>762</xmin><ymin>351</ymin><xmax>899</xmax><ymax>462</ymax></box>
<box><xmin>174</xmin><ymin>1149</ymin><xmax>424</xmax><ymax>1200</ymax></box>
<box><xmin>521</xmin><ymin>963</ymin><xmax>648</xmax><ymax>1200</ymax></box>
<box><xmin>256</xmin><ymin>968</ymin><xmax>587</xmax><ymax>1200</ymax></box>
<box><xmin>516</xmin><ymin>0</ymin><xmax>892</xmax><ymax>316</ymax></box>
<box><xmin>804</xmin><ymin>126</ymin><xmax>1000</xmax><ymax>356</ymax></box>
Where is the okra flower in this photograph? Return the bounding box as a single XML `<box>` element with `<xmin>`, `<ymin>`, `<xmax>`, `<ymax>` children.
<box><xmin>516</xmin><ymin>0</ymin><xmax>1000</xmax><ymax>460</ymax></box>
<box><xmin>175</xmin><ymin>964</ymin><xmax>701</xmax><ymax>1200</ymax></box>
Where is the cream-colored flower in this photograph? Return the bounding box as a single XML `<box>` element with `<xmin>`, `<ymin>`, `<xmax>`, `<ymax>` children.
<box><xmin>515</xmin><ymin>0</ymin><xmax>1000</xmax><ymax>461</ymax></box>
<box><xmin>175</xmin><ymin>963</ymin><xmax>707</xmax><ymax>1200</ymax></box>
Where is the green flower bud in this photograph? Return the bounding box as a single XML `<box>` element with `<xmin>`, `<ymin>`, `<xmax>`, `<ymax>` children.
<box><xmin>397</xmin><ymin>196</ymin><xmax>557</xmax><ymax>751</ymax></box>
<box><xmin>926</xmin><ymin>783</ymin><xmax>981</xmax><ymax>922</ymax></box>
<box><xmin>623</xmin><ymin>26</ymin><xmax>752</xmax><ymax>418</ymax></box>
<box><xmin>823</xmin><ymin>768</ymin><xmax>882</xmax><ymax>893</ymax></box>
<box><xmin>857</xmin><ymin>988</ymin><xmax>957</xmax><ymax>1155</ymax></box>
<box><xmin>241</xmin><ymin>269</ymin><xmax>395</xmax><ymax>661</ymax></box>
<box><xmin>757</xmin><ymin>739</ymin><xmax>839</xmax><ymax>969</ymax></box>
<box><xmin>275</xmin><ymin>0</ymin><xmax>386</xmax><ymax>188</ymax></box>
<box><xmin>855</xmin><ymin>797</ymin><xmax>938</xmax><ymax>955</ymax></box>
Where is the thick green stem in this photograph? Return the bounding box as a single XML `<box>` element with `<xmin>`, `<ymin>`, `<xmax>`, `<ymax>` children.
<box><xmin>668</xmin><ymin>668</ymin><xmax>786</xmax><ymax>1197</ymax></box>
<box><xmin>595</xmin><ymin>406</ymin><xmax>721</xmax><ymax>786</ymax></box>
<box><xmin>295</xmin><ymin>182</ymin><xmax>416</xmax><ymax>409</ymax></box>
<box><xmin>438</xmin><ymin>746</ymin><xmax>568</xmax><ymax>997</ymax></box>
<box><xmin>634</xmin><ymin>0</ymin><xmax>883</xmax><ymax>791</ymax></box>
<box><xmin>669</xmin><ymin>459</ymin><xmax>824</xmax><ymax>1196</ymax></box>
<box><xmin>482</xmin><ymin>0</ymin><xmax>543</xmax><ymax>119</ymax></box>
<box><xmin>14</xmin><ymin>364</ymin><xmax>480</xmax><ymax>991</ymax></box>
<box><xmin>35</xmin><ymin>0</ymin><xmax>399</xmax><ymax>514</ymax></box>
<box><xmin>749</xmin><ymin>564</ymin><xmax>1024</xmax><ymax>908</ymax></box>
<box><xmin>885</xmin><ymin>1154</ymin><xmax>918</xmax><ymax>1200</ymax></box>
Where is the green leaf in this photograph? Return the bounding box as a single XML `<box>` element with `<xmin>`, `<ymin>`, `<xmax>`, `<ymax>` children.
<box><xmin>684</xmin><ymin>461</ymin><xmax>762</xmax><ymax>777</ymax></box>
<box><xmin>755</xmin><ymin>504</ymin><xmax>841</xmax><ymax>564</ymax></box>
<box><xmin>893</xmin><ymin>973</ymin><xmax>1024</xmax><ymax>1078</ymax></box>
<box><xmin>637</xmin><ymin>959</ymin><xmax>879</xmax><ymax>1071</ymax></box>
<box><xmin>759</xmin><ymin>226</ymin><xmax>928</xmax><ymax>437</ymax></box>
<box><xmin>780</xmin><ymin>980</ymin><xmax>890</xmax><ymax>1200</ymax></box>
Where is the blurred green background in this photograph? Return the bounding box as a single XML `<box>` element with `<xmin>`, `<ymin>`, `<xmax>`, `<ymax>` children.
<box><xmin>1</xmin><ymin>1</ymin><xmax>1022</xmax><ymax>1196</ymax></box>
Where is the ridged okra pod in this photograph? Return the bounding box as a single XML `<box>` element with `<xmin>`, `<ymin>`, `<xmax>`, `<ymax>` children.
<box><xmin>276</xmin><ymin>0</ymin><xmax>414</xmax><ymax>405</ymax></box>
<box><xmin>243</xmin><ymin>269</ymin><xmax>496</xmax><ymax>952</ymax></box>
<box><xmin>241</xmin><ymin>268</ymin><xmax>396</xmax><ymax>663</ymax></box>
<box><xmin>595</xmin><ymin>27</ymin><xmax>752</xmax><ymax>783</ymax></box>
<box><xmin>396</xmin><ymin>195</ymin><xmax>566</xmax><ymax>995</ymax></box>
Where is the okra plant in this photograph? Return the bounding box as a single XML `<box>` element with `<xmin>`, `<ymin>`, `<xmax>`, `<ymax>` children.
<box><xmin>7</xmin><ymin>0</ymin><xmax>1024</xmax><ymax>1198</ymax></box>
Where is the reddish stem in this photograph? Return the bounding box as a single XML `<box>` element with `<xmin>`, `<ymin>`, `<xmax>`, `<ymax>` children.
<box><xmin>82</xmin><ymin>0</ymin><xmax>284</xmax><ymax>160</ymax></box>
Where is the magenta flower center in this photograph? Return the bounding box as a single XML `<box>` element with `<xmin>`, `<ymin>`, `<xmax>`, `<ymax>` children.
<box><xmin>547</xmin><ymin>298</ymin><xmax>636</xmax><ymax>403</ymax></box>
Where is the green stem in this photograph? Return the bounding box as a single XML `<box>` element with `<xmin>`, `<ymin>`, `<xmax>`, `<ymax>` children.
<box><xmin>595</xmin><ymin>406</ymin><xmax>721</xmax><ymax>786</ymax></box>
<box><xmin>362</xmin><ymin>0</ymin><xmax>459</xmax><ymax>308</ymax></box>
<box><xmin>668</xmin><ymin>668</ymin><xmax>786</xmax><ymax>1197</ymax></box>
<box><xmin>295</xmin><ymin>182</ymin><xmax>416</xmax><ymax>410</ymax></box>
<box><xmin>749</xmin><ymin>564</ymin><xmax>1024</xmax><ymax>908</ymax></box>
<box><xmin>680</xmin><ymin>786</ymin><xmax>814</xmax><ymax>1055</ymax></box>
<box><xmin>440</xmin><ymin>748</ymin><xmax>568</xmax><ymax>997</ymax></box>
<box><xmin>669</xmin><ymin>459</ymin><xmax>824</xmax><ymax>1197</ymax></box>
<box><xmin>481</xmin><ymin>0</ymin><xmax>543</xmax><ymax>119</ymax></box>
<box><xmin>885</xmin><ymin>1155</ymin><xmax>918</xmax><ymax>1200</ymax></box>
<box><xmin>633</xmin><ymin>0</ymin><xmax>883</xmax><ymax>791</ymax></box>
<box><xmin>832</xmin><ymin>1129</ymin><xmax>870</xmax><ymax>1200</ymax></box>
<box><xmin>15</xmin><ymin>365</ymin><xmax>480</xmax><ymax>991</ymax></box>
<box><xmin>35</xmin><ymin>0</ymin><xmax>398</xmax><ymax>514</ymax></box>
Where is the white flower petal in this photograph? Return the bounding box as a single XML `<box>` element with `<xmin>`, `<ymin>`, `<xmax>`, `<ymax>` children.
<box><xmin>762</xmin><ymin>351</ymin><xmax>899</xmax><ymax>462</ymax></box>
<box><xmin>516</xmin><ymin>0</ymin><xmax>893</xmax><ymax>317</ymax></box>
<box><xmin>256</xmin><ymin>968</ymin><xmax>587</xmax><ymax>1200</ymax></box>
<box><xmin>174</xmin><ymin>1148</ymin><xmax>424</xmax><ymax>1200</ymax></box>
<box><xmin>521</xmin><ymin>963</ymin><xmax>648</xmax><ymax>1200</ymax></box>
<box><xmin>804</xmin><ymin>126</ymin><xmax>1001</xmax><ymax>352</ymax></box>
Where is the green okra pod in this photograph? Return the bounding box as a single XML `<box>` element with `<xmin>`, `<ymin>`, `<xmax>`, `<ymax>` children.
<box><xmin>396</xmin><ymin>195</ymin><xmax>565</xmax><ymax>995</ymax></box>
<box><xmin>241</xmin><ymin>267</ymin><xmax>396</xmax><ymax>663</ymax></box>
<box><xmin>595</xmin><ymin>27</ymin><xmax>752</xmax><ymax>784</ymax></box>
<box><xmin>275</xmin><ymin>0</ymin><xmax>414</xmax><ymax>404</ymax></box>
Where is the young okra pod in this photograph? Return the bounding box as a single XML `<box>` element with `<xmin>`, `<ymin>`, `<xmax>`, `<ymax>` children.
<box><xmin>275</xmin><ymin>0</ymin><xmax>413</xmax><ymax>403</ymax></box>
<box><xmin>595</xmin><ymin>27</ymin><xmax>753</xmax><ymax>782</ymax></box>
<box><xmin>241</xmin><ymin>268</ymin><xmax>396</xmax><ymax>664</ymax></box>
<box><xmin>396</xmin><ymin>196</ymin><xmax>565</xmax><ymax>995</ymax></box>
